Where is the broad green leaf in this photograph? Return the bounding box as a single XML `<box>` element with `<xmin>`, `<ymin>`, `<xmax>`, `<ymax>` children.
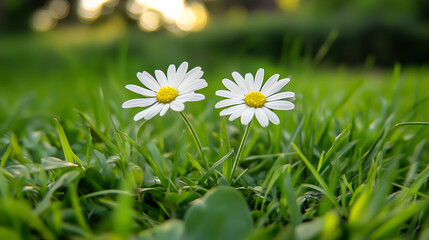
<box><xmin>138</xmin><ymin>219</ymin><xmax>184</xmax><ymax>240</ymax></box>
<box><xmin>184</xmin><ymin>186</ymin><xmax>253</xmax><ymax>240</ymax></box>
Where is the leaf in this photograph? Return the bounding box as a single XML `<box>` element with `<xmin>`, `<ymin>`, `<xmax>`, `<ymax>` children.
<box><xmin>138</xmin><ymin>219</ymin><xmax>184</xmax><ymax>240</ymax></box>
<box><xmin>317</xmin><ymin>126</ymin><xmax>351</xmax><ymax>172</ymax></box>
<box><xmin>281</xmin><ymin>166</ymin><xmax>302</xmax><ymax>226</ymax></box>
<box><xmin>119</xmin><ymin>131</ymin><xmax>168</xmax><ymax>187</ymax></box>
<box><xmin>34</xmin><ymin>170</ymin><xmax>81</xmax><ymax>215</ymax></box>
<box><xmin>183</xmin><ymin>186</ymin><xmax>253</xmax><ymax>240</ymax></box>
<box><xmin>1</xmin><ymin>140</ymin><xmax>13</xmax><ymax>168</ymax></box>
<box><xmin>40</xmin><ymin>157</ymin><xmax>79</xmax><ymax>171</ymax></box>
<box><xmin>0</xmin><ymin>226</ymin><xmax>21</xmax><ymax>240</ymax></box>
<box><xmin>54</xmin><ymin>118</ymin><xmax>84</xmax><ymax>168</ymax></box>
<box><xmin>292</xmin><ymin>143</ymin><xmax>339</xmax><ymax>207</ymax></box>
<box><xmin>171</xmin><ymin>130</ymin><xmax>187</xmax><ymax>185</ymax></box>
<box><xmin>220</xmin><ymin>118</ymin><xmax>232</xmax><ymax>179</ymax></box>
<box><xmin>198</xmin><ymin>149</ymin><xmax>233</xmax><ymax>185</ymax></box>
<box><xmin>80</xmin><ymin>189</ymin><xmax>135</xmax><ymax>199</ymax></box>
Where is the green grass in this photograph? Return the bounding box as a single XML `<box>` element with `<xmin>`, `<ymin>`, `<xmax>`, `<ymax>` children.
<box><xmin>1</xmin><ymin>24</ymin><xmax>429</xmax><ymax>240</ymax></box>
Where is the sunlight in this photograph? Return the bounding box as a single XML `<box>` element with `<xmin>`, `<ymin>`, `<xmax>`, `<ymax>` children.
<box><xmin>77</xmin><ymin>0</ymin><xmax>118</xmax><ymax>21</ymax></box>
<box><xmin>128</xmin><ymin>0</ymin><xmax>208</xmax><ymax>32</ymax></box>
<box><xmin>136</xmin><ymin>0</ymin><xmax>185</xmax><ymax>22</ymax></box>
<box><xmin>48</xmin><ymin>0</ymin><xmax>70</xmax><ymax>20</ymax></box>
<box><xmin>31</xmin><ymin>9</ymin><xmax>57</xmax><ymax>32</ymax></box>
<box><xmin>138</xmin><ymin>10</ymin><xmax>161</xmax><ymax>32</ymax></box>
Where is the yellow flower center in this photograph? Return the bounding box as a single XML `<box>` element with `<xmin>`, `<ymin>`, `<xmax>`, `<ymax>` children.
<box><xmin>156</xmin><ymin>86</ymin><xmax>178</xmax><ymax>104</ymax></box>
<box><xmin>244</xmin><ymin>91</ymin><xmax>266</xmax><ymax>108</ymax></box>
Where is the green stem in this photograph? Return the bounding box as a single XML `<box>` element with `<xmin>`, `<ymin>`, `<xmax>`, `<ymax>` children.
<box><xmin>229</xmin><ymin>121</ymin><xmax>252</xmax><ymax>183</ymax></box>
<box><xmin>179</xmin><ymin>112</ymin><xmax>209</xmax><ymax>169</ymax></box>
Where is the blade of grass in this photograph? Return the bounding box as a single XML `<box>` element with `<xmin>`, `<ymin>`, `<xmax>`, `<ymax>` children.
<box><xmin>119</xmin><ymin>131</ymin><xmax>168</xmax><ymax>187</ymax></box>
<box><xmin>68</xmin><ymin>182</ymin><xmax>91</xmax><ymax>234</ymax></box>
<box><xmin>317</xmin><ymin>126</ymin><xmax>351</xmax><ymax>172</ymax></box>
<box><xmin>229</xmin><ymin>122</ymin><xmax>252</xmax><ymax>182</ymax></box>
<box><xmin>394</xmin><ymin>122</ymin><xmax>429</xmax><ymax>127</ymax></box>
<box><xmin>54</xmin><ymin>118</ymin><xmax>84</xmax><ymax>169</ymax></box>
<box><xmin>281</xmin><ymin>166</ymin><xmax>302</xmax><ymax>226</ymax></box>
<box><xmin>198</xmin><ymin>149</ymin><xmax>233</xmax><ymax>185</ymax></box>
<box><xmin>1</xmin><ymin>140</ymin><xmax>12</xmax><ymax>168</ymax></box>
<box><xmin>171</xmin><ymin>130</ymin><xmax>187</xmax><ymax>186</ymax></box>
<box><xmin>220</xmin><ymin>118</ymin><xmax>233</xmax><ymax>180</ymax></box>
<box><xmin>179</xmin><ymin>112</ymin><xmax>208</xmax><ymax>169</ymax></box>
<box><xmin>186</xmin><ymin>152</ymin><xmax>203</xmax><ymax>172</ymax></box>
<box><xmin>292</xmin><ymin>143</ymin><xmax>339</xmax><ymax>207</ymax></box>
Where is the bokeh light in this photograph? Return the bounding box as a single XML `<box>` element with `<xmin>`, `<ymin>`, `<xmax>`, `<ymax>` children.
<box><xmin>126</xmin><ymin>0</ymin><xmax>209</xmax><ymax>32</ymax></box>
<box><xmin>138</xmin><ymin>10</ymin><xmax>161</xmax><ymax>32</ymax></box>
<box><xmin>136</xmin><ymin>0</ymin><xmax>185</xmax><ymax>22</ymax></box>
<box><xmin>30</xmin><ymin>0</ymin><xmax>209</xmax><ymax>32</ymax></box>
<box><xmin>278</xmin><ymin>0</ymin><xmax>300</xmax><ymax>12</ymax></box>
<box><xmin>48</xmin><ymin>0</ymin><xmax>70</xmax><ymax>20</ymax></box>
<box><xmin>31</xmin><ymin>9</ymin><xmax>57</xmax><ymax>32</ymax></box>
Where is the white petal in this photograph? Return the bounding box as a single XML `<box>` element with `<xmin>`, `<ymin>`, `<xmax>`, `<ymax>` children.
<box><xmin>160</xmin><ymin>104</ymin><xmax>170</xmax><ymax>116</ymax></box>
<box><xmin>215</xmin><ymin>90</ymin><xmax>244</xmax><ymax>99</ymax></box>
<box><xmin>125</xmin><ymin>84</ymin><xmax>156</xmax><ymax>97</ymax></box>
<box><xmin>137</xmin><ymin>71</ymin><xmax>161</xmax><ymax>92</ymax></box>
<box><xmin>266</xmin><ymin>91</ymin><xmax>295</xmax><ymax>101</ymax></box>
<box><xmin>215</xmin><ymin>98</ymin><xmax>244</xmax><ymax>108</ymax></box>
<box><xmin>226</xmin><ymin>106</ymin><xmax>248</xmax><ymax>121</ymax></box>
<box><xmin>170</xmin><ymin>101</ymin><xmax>185</xmax><ymax>112</ymax></box>
<box><xmin>155</xmin><ymin>70</ymin><xmax>168</xmax><ymax>87</ymax></box>
<box><xmin>241</xmin><ymin>107</ymin><xmax>255</xmax><ymax>125</ymax></box>
<box><xmin>133</xmin><ymin>103</ymin><xmax>160</xmax><ymax>121</ymax></box>
<box><xmin>254</xmin><ymin>68</ymin><xmax>264</xmax><ymax>92</ymax></box>
<box><xmin>189</xmin><ymin>93</ymin><xmax>205</xmax><ymax>102</ymax></box>
<box><xmin>263</xmin><ymin>78</ymin><xmax>291</xmax><ymax>97</ymax></box>
<box><xmin>144</xmin><ymin>103</ymin><xmax>163</xmax><ymax>120</ymax></box>
<box><xmin>220</xmin><ymin>104</ymin><xmax>247</xmax><ymax>116</ymax></box>
<box><xmin>167</xmin><ymin>64</ymin><xmax>176</xmax><ymax>85</ymax></box>
<box><xmin>185</xmin><ymin>66</ymin><xmax>202</xmax><ymax>78</ymax></box>
<box><xmin>232</xmin><ymin>72</ymin><xmax>250</xmax><ymax>93</ymax></box>
<box><xmin>265</xmin><ymin>100</ymin><xmax>295</xmax><ymax>110</ymax></box>
<box><xmin>174</xmin><ymin>61</ymin><xmax>189</xmax><ymax>87</ymax></box>
<box><xmin>176</xmin><ymin>92</ymin><xmax>205</xmax><ymax>103</ymax></box>
<box><xmin>245</xmin><ymin>73</ymin><xmax>254</xmax><ymax>91</ymax></box>
<box><xmin>255</xmin><ymin>108</ymin><xmax>269</xmax><ymax>127</ymax></box>
<box><xmin>177</xmin><ymin>71</ymin><xmax>204</xmax><ymax>91</ymax></box>
<box><xmin>176</xmin><ymin>92</ymin><xmax>194</xmax><ymax>102</ymax></box>
<box><xmin>122</xmin><ymin>98</ymin><xmax>156</xmax><ymax>108</ymax></box>
<box><xmin>180</xmin><ymin>79</ymin><xmax>208</xmax><ymax>94</ymax></box>
<box><xmin>260</xmin><ymin>74</ymin><xmax>279</xmax><ymax>94</ymax></box>
<box><xmin>222</xmin><ymin>78</ymin><xmax>245</xmax><ymax>96</ymax></box>
<box><xmin>263</xmin><ymin>107</ymin><xmax>280</xmax><ymax>125</ymax></box>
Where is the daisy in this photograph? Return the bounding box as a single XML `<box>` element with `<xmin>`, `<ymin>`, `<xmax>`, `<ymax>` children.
<box><xmin>122</xmin><ymin>61</ymin><xmax>207</xmax><ymax>121</ymax></box>
<box><xmin>215</xmin><ymin>68</ymin><xmax>295</xmax><ymax>127</ymax></box>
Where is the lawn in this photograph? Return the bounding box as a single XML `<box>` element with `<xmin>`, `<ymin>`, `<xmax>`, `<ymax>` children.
<box><xmin>1</xmin><ymin>22</ymin><xmax>429</xmax><ymax>240</ymax></box>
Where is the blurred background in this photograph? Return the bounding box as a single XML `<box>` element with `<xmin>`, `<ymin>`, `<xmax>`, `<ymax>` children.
<box><xmin>1</xmin><ymin>0</ymin><xmax>429</xmax><ymax>64</ymax></box>
<box><xmin>0</xmin><ymin>0</ymin><xmax>429</xmax><ymax>120</ymax></box>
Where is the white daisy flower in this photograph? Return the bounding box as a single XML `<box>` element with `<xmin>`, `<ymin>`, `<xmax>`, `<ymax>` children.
<box><xmin>122</xmin><ymin>61</ymin><xmax>207</xmax><ymax>121</ymax></box>
<box><xmin>215</xmin><ymin>68</ymin><xmax>295</xmax><ymax>127</ymax></box>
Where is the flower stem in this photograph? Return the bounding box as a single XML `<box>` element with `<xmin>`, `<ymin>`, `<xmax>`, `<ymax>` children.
<box><xmin>179</xmin><ymin>112</ymin><xmax>209</xmax><ymax>169</ymax></box>
<box><xmin>229</xmin><ymin>121</ymin><xmax>252</xmax><ymax>183</ymax></box>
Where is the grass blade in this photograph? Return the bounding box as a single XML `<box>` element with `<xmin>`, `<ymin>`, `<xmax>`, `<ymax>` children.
<box><xmin>198</xmin><ymin>149</ymin><xmax>234</xmax><ymax>185</ymax></box>
<box><xmin>292</xmin><ymin>143</ymin><xmax>339</xmax><ymax>207</ymax></box>
<box><xmin>54</xmin><ymin>118</ymin><xmax>84</xmax><ymax>168</ymax></box>
<box><xmin>118</xmin><ymin>130</ymin><xmax>168</xmax><ymax>187</ymax></box>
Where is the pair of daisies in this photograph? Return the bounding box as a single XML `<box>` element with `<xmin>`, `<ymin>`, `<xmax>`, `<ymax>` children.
<box><xmin>122</xmin><ymin>62</ymin><xmax>295</xmax><ymax>127</ymax></box>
